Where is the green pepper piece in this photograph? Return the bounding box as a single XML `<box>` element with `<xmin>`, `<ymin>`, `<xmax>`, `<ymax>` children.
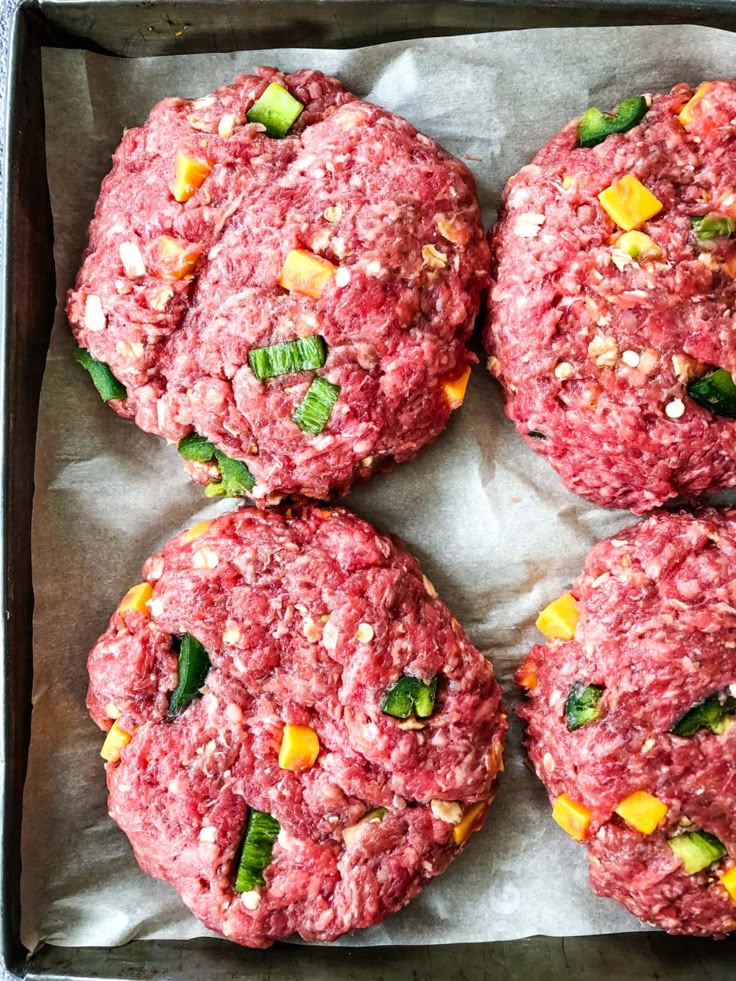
<box><xmin>363</xmin><ymin>807</ymin><xmax>388</xmax><ymax>822</ymax></box>
<box><xmin>246</xmin><ymin>82</ymin><xmax>304</xmax><ymax>138</ymax></box>
<box><xmin>203</xmin><ymin>449</ymin><xmax>256</xmax><ymax>497</ymax></box>
<box><xmin>565</xmin><ymin>681</ymin><xmax>605</xmax><ymax>731</ymax></box>
<box><xmin>177</xmin><ymin>432</ymin><xmax>217</xmax><ymax>462</ymax></box>
<box><xmin>75</xmin><ymin>347</ymin><xmax>127</xmax><ymax>402</ymax></box>
<box><xmin>690</xmin><ymin>213</ymin><xmax>736</xmax><ymax>240</ymax></box>
<box><xmin>687</xmin><ymin>368</ymin><xmax>736</xmax><ymax>419</ymax></box>
<box><xmin>414</xmin><ymin>677</ymin><xmax>438</xmax><ymax>718</ymax></box>
<box><xmin>381</xmin><ymin>676</ymin><xmax>419</xmax><ymax>719</ymax></box>
<box><xmin>292</xmin><ymin>377</ymin><xmax>341</xmax><ymax>435</ymax></box>
<box><xmin>667</xmin><ymin>830</ymin><xmax>727</xmax><ymax>875</ymax></box>
<box><xmin>578</xmin><ymin>96</ymin><xmax>648</xmax><ymax>149</ymax></box>
<box><xmin>248</xmin><ymin>335</ymin><xmax>326</xmax><ymax>379</ymax></box>
<box><xmin>169</xmin><ymin>633</ymin><xmax>211</xmax><ymax>715</ymax></box>
<box><xmin>669</xmin><ymin>690</ymin><xmax>736</xmax><ymax>737</ymax></box>
<box><xmin>381</xmin><ymin>675</ymin><xmax>438</xmax><ymax>719</ymax></box>
<box><xmin>235</xmin><ymin>810</ymin><xmax>281</xmax><ymax>893</ymax></box>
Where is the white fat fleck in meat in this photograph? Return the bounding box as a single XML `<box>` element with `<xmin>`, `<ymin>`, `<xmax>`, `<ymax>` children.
<box><xmin>199</xmin><ymin>826</ymin><xmax>217</xmax><ymax>843</ymax></box>
<box><xmin>365</xmin><ymin>260</ymin><xmax>383</xmax><ymax>277</ymax></box>
<box><xmin>513</xmin><ymin>213</ymin><xmax>546</xmax><ymax>237</ymax></box>
<box><xmin>240</xmin><ymin>889</ymin><xmax>262</xmax><ymax>911</ymax></box>
<box><xmin>356</xmin><ymin>623</ymin><xmax>374</xmax><ymax>643</ymax></box>
<box><xmin>671</xmin><ymin>353</ymin><xmax>695</xmax><ymax>383</ymax></box>
<box><xmin>105</xmin><ymin>701</ymin><xmax>122</xmax><ymax>719</ymax></box>
<box><xmin>85</xmin><ymin>294</ymin><xmax>106</xmax><ymax>332</ymax></box>
<box><xmin>396</xmin><ymin>717</ymin><xmax>426</xmax><ymax>731</ymax></box>
<box><xmin>116</xmin><ymin>340</ymin><xmax>144</xmax><ymax>360</ymax></box>
<box><xmin>149</xmin><ymin>597</ymin><xmax>164</xmax><ymax>618</ymax></box>
<box><xmin>621</xmin><ymin>350</ymin><xmax>641</xmax><ymax>368</ymax></box>
<box><xmin>193</xmin><ymin>547</ymin><xmax>219</xmax><ymax>569</ymax></box>
<box><xmin>376</xmin><ymin>537</ymin><xmax>392</xmax><ymax>558</ymax></box>
<box><xmin>225</xmin><ymin>703</ymin><xmax>243</xmax><ymax>724</ymax></box>
<box><xmin>331</xmin><ymin>237</ymin><xmax>347</xmax><ymax>258</ymax></box>
<box><xmin>610</xmin><ymin>249</ymin><xmax>634</xmax><ymax>272</ymax></box>
<box><xmin>665</xmin><ymin>398</ymin><xmax>686</xmax><ymax>419</ymax></box>
<box><xmin>554</xmin><ymin>361</ymin><xmax>574</xmax><ymax>380</ymax></box>
<box><xmin>322</xmin><ymin>620</ymin><xmax>338</xmax><ymax>651</ymax></box>
<box><xmin>218</xmin><ymin>113</ymin><xmax>239</xmax><ymax>138</ymax></box>
<box><xmin>303</xmin><ymin>616</ymin><xmax>320</xmax><ymax>643</ymax></box>
<box><xmin>431</xmin><ymin>799</ymin><xmax>463</xmax><ymax>824</ymax></box>
<box><xmin>119</xmin><ymin>241</ymin><xmax>146</xmax><ymax>278</ymax></box>
<box><xmin>542</xmin><ymin>752</ymin><xmax>555</xmax><ymax>773</ymax></box>
<box><xmin>149</xmin><ymin>286</ymin><xmax>174</xmax><ymax>311</ymax></box>
<box><xmin>323</xmin><ymin>205</ymin><xmax>342</xmax><ymax>223</ymax></box>
<box><xmin>422</xmin><ymin>575</ymin><xmax>438</xmax><ymax>598</ymax></box>
<box><xmin>334</xmin><ymin>267</ymin><xmax>351</xmax><ymax>288</ymax></box>
<box><xmin>222</xmin><ymin>624</ymin><xmax>241</xmax><ymax>645</ymax></box>
<box><xmin>587</xmin><ymin>334</ymin><xmax>619</xmax><ymax>368</ymax></box>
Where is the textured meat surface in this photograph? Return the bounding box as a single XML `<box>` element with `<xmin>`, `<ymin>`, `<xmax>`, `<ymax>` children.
<box><xmin>486</xmin><ymin>80</ymin><xmax>736</xmax><ymax>512</ymax></box>
<box><xmin>517</xmin><ymin>509</ymin><xmax>736</xmax><ymax>936</ymax></box>
<box><xmin>87</xmin><ymin>506</ymin><xmax>506</xmax><ymax>947</ymax></box>
<box><xmin>68</xmin><ymin>68</ymin><xmax>489</xmax><ymax>503</ymax></box>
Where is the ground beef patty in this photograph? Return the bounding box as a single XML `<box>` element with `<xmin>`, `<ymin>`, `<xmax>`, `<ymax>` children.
<box><xmin>486</xmin><ymin>80</ymin><xmax>736</xmax><ymax>513</ymax></box>
<box><xmin>88</xmin><ymin>505</ymin><xmax>506</xmax><ymax>947</ymax></box>
<box><xmin>69</xmin><ymin>67</ymin><xmax>489</xmax><ymax>504</ymax></box>
<box><xmin>517</xmin><ymin>509</ymin><xmax>736</xmax><ymax>936</ymax></box>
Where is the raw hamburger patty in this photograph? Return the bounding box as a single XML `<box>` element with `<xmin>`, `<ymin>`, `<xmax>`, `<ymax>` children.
<box><xmin>87</xmin><ymin>506</ymin><xmax>506</xmax><ymax>947</ymax></box>
<box><xmin>486</xmin><ymin>80</ymin><xmax>736</xmax><ymax>513</ymax></box>
<box><xmin>68</xmin><ymin>67</ymin><xmax>489</xmax><ymax>504</ymax></box>
<box><xmin>518</xmin><ymin>509</ymin><xmax>736</xmax><ymax>936</ymax></box>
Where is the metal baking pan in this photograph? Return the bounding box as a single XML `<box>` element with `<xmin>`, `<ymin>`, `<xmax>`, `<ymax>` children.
<box><xmin>3</xmin><ymin>1</ymin><xmax>736</xmax><ymax>977</ymax></box>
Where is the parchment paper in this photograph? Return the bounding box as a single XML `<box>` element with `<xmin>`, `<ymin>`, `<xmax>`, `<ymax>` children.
<box><xmin>22</xmin><ymin>24</ymin><xmax>736</xmax><ymax>952</ymax></box>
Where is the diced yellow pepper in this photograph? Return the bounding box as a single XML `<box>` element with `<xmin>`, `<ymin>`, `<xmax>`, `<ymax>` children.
<box><xmin>678</xmin><ymin>82</ymin><xmax>716</xmax><ymax>127</ymax></box>
<box><xmin>552</xmin><ymin>793</ymin><xmax>592</xmax><ymax>841</ymax></box>
<box><xmin>100</xmin><ymin>721</ymin><xmax>131</xmax><ymax>763</ymax></box>
<box><xmin>118</xmin><ymin>582</ymin><xmax>153</xmax><ymax>617</ymax></box>
<box><xmin>444</xmin><ymin>366</ymin><xmax>472</xmax><ymax>408</ymax></box>
<box><xmin>279</xmin><ymin>249</ymin><xmax>336</xmax><ymax>299</ymax></box>
<box><xmin>616</xmin><ymin>230</ymin><xmax>663</xmax><ymax>260</ymax></box>
<box><xmin>154</xmin><ymin>235</ymin><xmax>203</xmax><ymax>280</ymax></box>
<box><xmin>536</xmin><ymin>593</ymin><xmax>579</xmax><ymax>640</ymax></box>
<box><xmin>184</xmin><ymin>519</ymin><xmax>213</xmax><ymax>543</ymax></box>
<box><xmin>278</xmin><ymin>723</ymin><xmax>320</xmax><ymax>772</ymax></box>
<box><xmin>172</xmin><ymin>151</ymin><xmax>212</xmax><ymax>203</ymax></box>
<box><xmin>615</xmin><ymin>790</ymin><xmax>668</xmax><ymax>835</ymax></box>
<box><xmin>598</xmin><ymin>175</ymin><xmax>663</xmax><ymax>232</ymax></box>
<box><xmin>453</xmin><ymin>801</ymin><xmax>488</xmax><ymax>845</ymax></box>
<box><xmin>720</xmin><ymin>865</ymin><xmax>736</xmax><ymax>903</ymax></box>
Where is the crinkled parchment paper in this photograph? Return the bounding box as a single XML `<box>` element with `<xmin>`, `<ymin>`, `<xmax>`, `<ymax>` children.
<box><xmin>21</xmin><ymin>24</ymin><xmax>736</xmax><ymax>951</ymax></box>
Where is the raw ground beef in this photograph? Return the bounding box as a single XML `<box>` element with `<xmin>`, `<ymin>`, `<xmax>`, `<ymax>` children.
<box><xmin>518</xmin><ymin>508</ymin><xmax>736</xmax><ymax>936</ymax></box>
<box><xmin>486</xmin><ymin>80</ymin><xmax>736</xmax><ymax>513</ymax></box>
<box><xmin>68</xmin><ymin>67</ymin><xmax>489</xmax><ymax>504</ymax></box>
<box><xmin>87</xmin><ymin>505</ymin><xmax>506</xmax><ymax>948</ymax></box>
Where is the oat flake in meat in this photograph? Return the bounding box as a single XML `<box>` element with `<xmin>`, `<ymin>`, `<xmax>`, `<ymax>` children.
<box><xmin>88</xmin><ymin>506</ymin><xmax>506</xmax><ymax>948</ymax></box>
<box><xmin>68</xmin><ymin>68</ymin><xmax>489</xmax><ymax>504</ymax></box>
<box><xmin>487</xmin><ymin>80</ymin><xmax>736</xmax><ymax>513</ymax></box>
<box><xmin>518</xmin><ymin>509</ymin><xmax>736</xmax><ymax>936</ymax></box>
